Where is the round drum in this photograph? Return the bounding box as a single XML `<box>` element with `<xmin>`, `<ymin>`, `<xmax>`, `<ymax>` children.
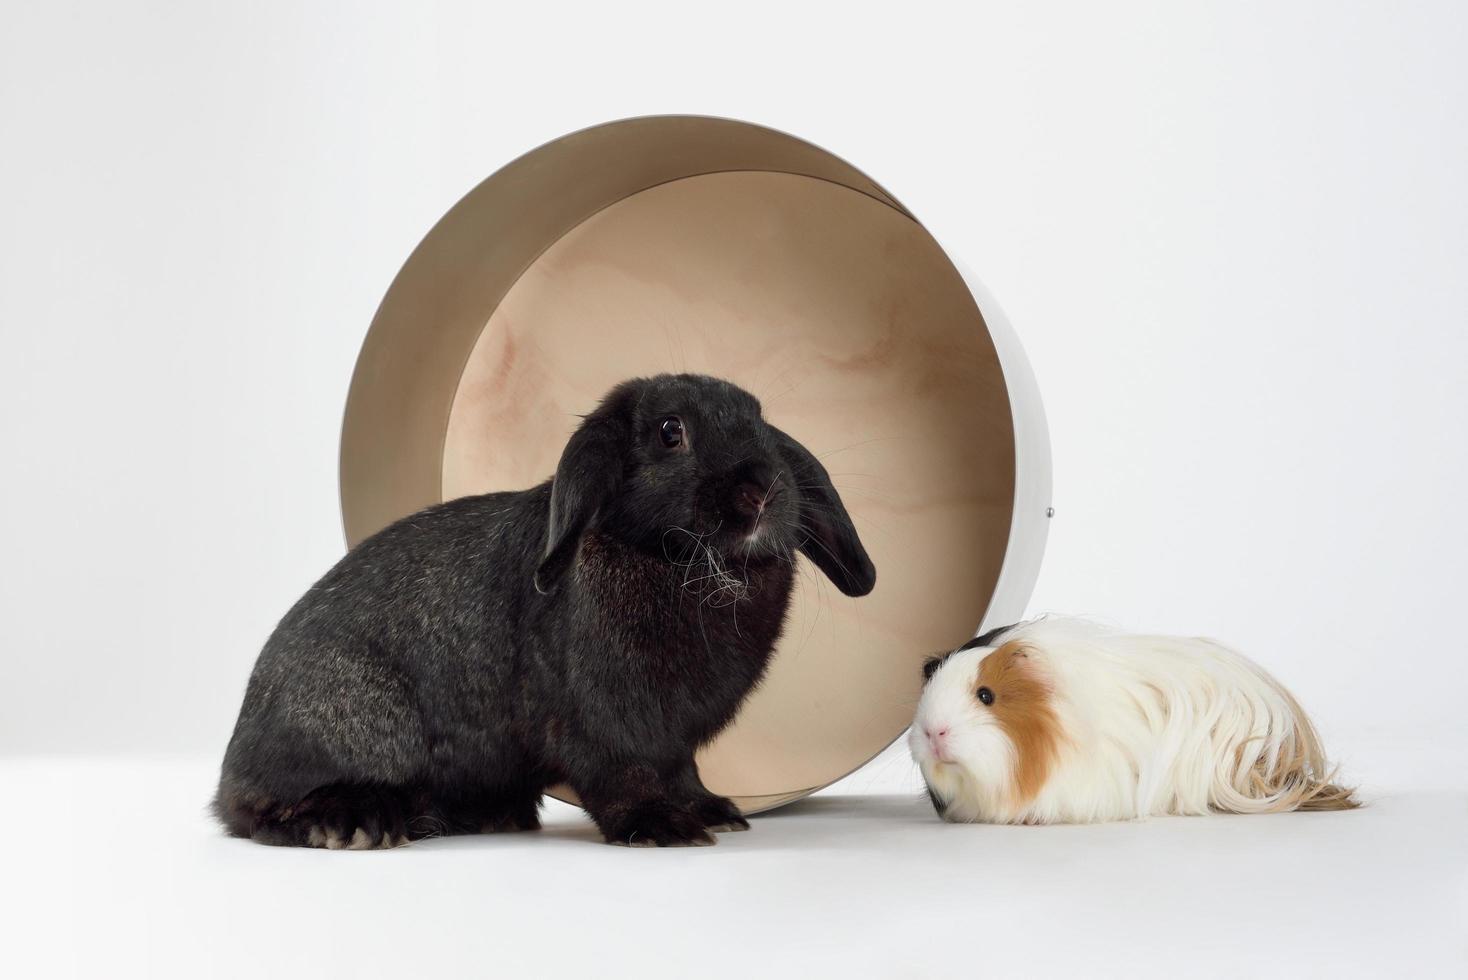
<box><xmin>341</xmin><ymin>115</ymin><xmax>1051</xmax><ymax>813</ymax></box>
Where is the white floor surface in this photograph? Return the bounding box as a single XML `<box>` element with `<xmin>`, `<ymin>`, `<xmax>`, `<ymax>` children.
<box><xmin>2</xmin><ymin>751</ymin><xmax>1463</xmax><ymax>979</ymax></box>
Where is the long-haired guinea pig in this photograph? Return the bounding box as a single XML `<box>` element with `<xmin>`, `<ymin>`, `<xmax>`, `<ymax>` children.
<box><xmin>910</xmin><ymin>617</ymin><xmax>1357</xmax><ymax>824</ymax></box>
<box><xmin>215</xmin><ymin>373</ymin><xmax>875</xmax><ymax>849</ymax></box>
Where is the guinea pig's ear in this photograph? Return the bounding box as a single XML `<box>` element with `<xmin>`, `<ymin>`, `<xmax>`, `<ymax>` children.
<box><xmin>922</xmin><ymin>654</ymin><xmax>947</xmax><ymax>681</ymax></box>
<box><xmin>963</xmin><ymin>623</ymin><xmax>1018</xmax><ymax>651</ymax></box>
<box><xmin>534</xmin><ymin>403</ymin><xmax>630</xmax><ymax>595</ymax></box>
<box><xmin>771</xmin><ymin>425</ymin><xmax>877</xmax><ymax>598</ymax></box>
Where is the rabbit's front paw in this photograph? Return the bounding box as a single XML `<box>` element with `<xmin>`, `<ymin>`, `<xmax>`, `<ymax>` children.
<box><xmin>690</xmin><ymin>793</ymin><xmax>749</xmax><ymax>833</ymax></box>
<box><xmin>604</xmin><ymin>801</ymin><xmax>716</xmax><ymax>847</ymax></box>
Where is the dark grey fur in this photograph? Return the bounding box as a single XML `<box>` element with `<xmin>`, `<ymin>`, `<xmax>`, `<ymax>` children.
<box><xmin>215</xmin><ymin>374</ymin><xmax>875</xmax><ymax>847</ymax></box>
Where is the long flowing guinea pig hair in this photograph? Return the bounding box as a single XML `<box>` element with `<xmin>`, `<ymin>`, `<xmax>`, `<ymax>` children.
<box><xmin>910</xmin><ymin>617</ymin><xmax>1358</xmax><ymax>824</ymax></box>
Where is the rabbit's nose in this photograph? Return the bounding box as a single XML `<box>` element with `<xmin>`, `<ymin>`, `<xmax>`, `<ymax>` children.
<box><xmin>733</xmin><ymin>478</ymin><xmax>782</xmax><ymax>517</ymax></box>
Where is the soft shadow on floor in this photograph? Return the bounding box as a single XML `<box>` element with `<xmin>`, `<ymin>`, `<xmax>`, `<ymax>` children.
<box><xmin>754</xmin><ymin>792</ymin><xmax>932</xmax><ymax>821</ymax></box>
<box><xmin>400</xmin><ymin>792</ymin><xmax>938</xmax><ymax>851</ymax></box>
<box><xmin>349</xmin><ymin>790</ymin><xmax>1463</xmax><ymax>854</ymax></box>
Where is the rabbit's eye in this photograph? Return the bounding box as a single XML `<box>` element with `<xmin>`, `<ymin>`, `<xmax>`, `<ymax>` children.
<box><xmin>658</xmin><ymin>416</ymin><xmax>684</xmax><ymax>449</ymax></box>
<box><xmin>976</xmin><ymin>686</ymin><xmax>995</xmax><ymax>706</ymax></box>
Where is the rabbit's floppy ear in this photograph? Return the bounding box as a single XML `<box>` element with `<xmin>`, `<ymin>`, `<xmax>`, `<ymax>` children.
<box><xmin>771</xmin><ymin>426</ymin><xmax>877</xmax><ymax>597</ymax></box>
<box><xmin>534</xmin><ymin>404</ymin><xmax>628</xmax><ymax>594</ymax></box>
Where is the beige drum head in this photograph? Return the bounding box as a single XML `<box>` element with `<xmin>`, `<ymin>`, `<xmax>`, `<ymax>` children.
<box><xmin>340</xmin><ymin>116</ymin><xmax>1051</xmax><ymax>814</ymax></box>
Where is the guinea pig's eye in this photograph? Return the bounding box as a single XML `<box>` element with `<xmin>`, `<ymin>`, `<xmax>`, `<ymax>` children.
<box><xmin>658</xmin><ymin>416</ymin><xmax>684</xmax><ymax>449</ymax></box>
<box><xmin>976</xmin><ymin>686</ymin><xmax>995</xmax><ymax>706</ymax></box>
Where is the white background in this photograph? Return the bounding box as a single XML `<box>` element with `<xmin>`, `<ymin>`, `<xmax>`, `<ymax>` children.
<box><xmin>2</xmin><ymin>2</ymin><xmax>1465</xmax><ymax>977</ymax></box>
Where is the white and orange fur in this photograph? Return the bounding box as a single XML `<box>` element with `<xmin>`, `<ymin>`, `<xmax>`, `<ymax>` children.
<box><xmin>910</xmin><ymin>617</ymin><xmax>1358</xmax><ymax>824</ymax></box>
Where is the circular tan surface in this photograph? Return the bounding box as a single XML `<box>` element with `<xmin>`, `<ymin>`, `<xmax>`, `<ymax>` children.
<box><xmin>440</xmin><ymin>170</ymin><xmax>1015</xmax><ymax>805</ymax></box>
<box><xmin>340</xmin><ymin>116</ymin><xmax>1037</xmax><ymax>813</ymax></box>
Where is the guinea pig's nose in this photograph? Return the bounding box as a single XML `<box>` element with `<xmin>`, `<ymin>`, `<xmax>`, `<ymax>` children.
<box><xmin>925</xmin><ymin>726</ymin><xmax>952</xmax><ymax>760</ymax></box>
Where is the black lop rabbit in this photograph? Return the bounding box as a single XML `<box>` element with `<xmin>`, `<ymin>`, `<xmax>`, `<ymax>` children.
<box><xmin>215</xmin><ymin>373</ymin><xmax>875</xmax><ymax>848</ymax></box>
